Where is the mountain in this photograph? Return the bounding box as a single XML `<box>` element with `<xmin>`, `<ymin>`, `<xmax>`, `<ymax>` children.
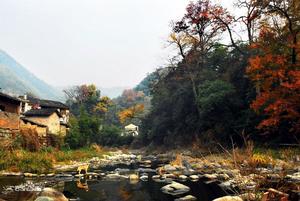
<box><xmin>0</xmin><ymin>50</ymin><xmax>64</xmax><ymax>100</ymax></box>
<box><xmin>99</xmin><ymin>87</ymin><xmax>130</xmax><ymax>98</ymax></box>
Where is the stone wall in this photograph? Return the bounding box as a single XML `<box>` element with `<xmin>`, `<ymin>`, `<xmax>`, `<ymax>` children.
<box><xmin>0</xmin><ymin>111</ymin><xmax>20</xmax><ymax>139</ymax></box>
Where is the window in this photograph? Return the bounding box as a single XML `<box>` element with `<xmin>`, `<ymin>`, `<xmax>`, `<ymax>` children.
<box><xmin>0</xmin><ymin>105</ymin><xmax>5</xmax><ymax>111</ymax></box>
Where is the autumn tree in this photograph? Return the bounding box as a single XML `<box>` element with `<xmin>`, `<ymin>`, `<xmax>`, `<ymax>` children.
<box><xmin>169</xmin><ymin>0</ymin><xmax>233</xmax><ymax>117</ymax></box>
<box><xmin>118</xmin><ymin>104</ymin><xmax>145</xmax><ymax>124</ymax></box>
<box><xmin>247</xmin><ymin>1</ymin><xmax>300</xmax><ymax>136</ymax></box>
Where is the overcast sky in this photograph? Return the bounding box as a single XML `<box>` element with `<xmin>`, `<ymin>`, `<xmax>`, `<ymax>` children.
<box><xmin>0</xmin><ymin>0</ymin><xmax>235</xmax><ymax>88</ymax></box>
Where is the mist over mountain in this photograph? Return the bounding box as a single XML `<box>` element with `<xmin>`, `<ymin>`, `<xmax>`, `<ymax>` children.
<box><xmin>0</xmin><ymin>50</ymin><xmax>64</xmax><ymax>100</ymax></box>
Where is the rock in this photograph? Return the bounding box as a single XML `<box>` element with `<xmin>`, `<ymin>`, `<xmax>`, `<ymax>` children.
<box><xmin>163</xmin><ymin>173</ymin><xmax>176</xmax><ymax>179</ymax></box>
<box><xmin>152</xmin><ymin>175</ymin><xmax>160</xmax><ymax>180</ymax></box>
<box><xmin>152</xmin><ymin>175</ymin><xmax>168</xmax><ymax>182</ymax></box>
<box><xmin>105</xmin><ymin>173</ymin><xmax>128</xmax><ymax>180</ymax></box>
<box><xmin>129</xmin><ymin>174</ymin><xmax>139</xmax><ymax>180</ymax></box>
<box><xmin>140</xmin><ymin>174</ymin><xmax>148</xmax><ymax>181</ymax></box>
<box><xmin>286</xmin><ymin>172</ymin><xmax>300</xmax><ymax>183</ymax></box>
<box><xmin>74</xmin><ymin>174</ymin><xmax>84</xmax><ymax>178</ymax></box>
<box><xmin>161</xmin><ymin>181</ymin><xmax>190</xmax><ymax>195</ymax></box>
<box><xmin>55</xmin><ymin>173</ymin><xmax>73</xmax><ymax>178</ymax></box>
<box><xmin>89</xmin><ymin>157</ymin><xmax>100</xmax><ymax>163</ymax></box>
<box><xmin>35</xmin><ymin>197</ymin><xmax>54</xmax><ymax>201</ymax></box>
<box><xmin>46</xmin><ymin>173</ymin><xmax>55</xmax><ymax>177</ymax></box>
<box><xmin>38</xmin><ymin>188</ymin><xmax>68</xmax><ymax>201</ymax></box>
<box><xmin>190</xmin><ymin>175</ymin><xmax>199</xmax><ymax>181</ymax></box>
<box><xmin>141</xmin><ymin>160</ymin><xmax>152</xmax><ymax>164</ymax></box>
<box><xmin>179</xmin><ymin>175</ymin><xmax>188</xmax><ymax>180</ymax></box>
<box><xmin>24</xmin><ymin>173</ymin><xmax>38</xmax><ymax>177</ymax></box>
<box><xmin>163</xmin><ymin>164</ymin><xmax>177</xmax><ymax>172</ymax></box>
<box><xmin>175</xmin><ymin>195</ymin><xmax>197</xmax><ymax>201</ymax></box>
<box><xmin>137</xmin><ymin>168</ymin><xmax>156</xmax><ymax>173</ymax></box>
<box><xmin>0</xmin><ymin>172</ymin><xmax>23</xmax><ymax>176</ymax></box>
<box><xmin>213</xmin><ymin>196</ymin><xmax>243</xmax><ymax>201</ymax></box>
<box><xmin>219</xmin><ymin>181</ymin><xmax>234</xmax><ymax>189</ymax></box>
<box><xmin>204</xmin><ymin>174</ymin><xmax>218</xmax><ymax>180</ymax></box>
<box><xmin>86</xmin><ymin>172</ymin><xmax>99</xmax><ymax>178</ymax></box>
<box><xmin>217</xmin><ymin>173</ymin><xmax>230</xmax><ymax>181</ymax></box>
<box><xmin>115</xmin><ymin>168</ymin><xmax>131</xmax><ymax>174</ymax></box>
<box><xmin>239</xmin><ymin>193</ymin><xmax>256</xmax><ymax>201</ymax></box>
<box><xmin>266</xmin><ymin>173</ymin><xmax>281</xmax><ymax>180</ymax></box>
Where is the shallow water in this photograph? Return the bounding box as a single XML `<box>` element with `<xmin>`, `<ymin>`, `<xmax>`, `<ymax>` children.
<box><xmin>0</xmin><ymin>159</ymin><xmax>229</xmax><ymax>201</ymax></box>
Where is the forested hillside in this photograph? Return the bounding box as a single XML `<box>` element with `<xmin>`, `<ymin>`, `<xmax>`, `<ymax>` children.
<box><xmin>139</xmin><ymin>0</ymin><xmax>300</xmax><ymax>147</ymax></box>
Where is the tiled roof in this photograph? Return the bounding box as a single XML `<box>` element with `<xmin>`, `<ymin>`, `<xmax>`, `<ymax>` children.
<box><xmin>21</xmin><ymin>117</ymin><xmax>47</xmax><ymax>127</ymax></box>
<box><xmin>27</xmin><ymin>97</ymin><xmax>69</xmax><ymax>109</ymax></box>
<box><xmin>24</xmin><ymin>108</ymin><xmax>62</xmax><ymax>117</ymax></box>
<box><xmin>0</xmin><ymin>92</ymin><xmax>24</xmax><ymax>103</ymax></box>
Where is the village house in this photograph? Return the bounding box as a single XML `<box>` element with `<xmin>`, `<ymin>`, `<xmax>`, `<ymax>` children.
<box><xmin>124</xmin><ymin>123</ymin><xmax>139</xmax><ymax>136</ymax></box>
<box><xmin>21</xmin><ymin>97</ymin><xmax>70</xmax><ymax>137</ymax></box>
<box><xmin>20</xmin><ymin>96</ymin><xmax>70</xmax><ymax>124</ymax></box>
<box><xmin>0</xmin><ymin>92</ymin><xmax>25</xmax><ymax>115</ymax></box>
<box><xmin>0</xmin><ymin>91</ymin><xmax>70</xmax><ymax>145</ymax></box>
<box><xmin>0</xmin><ymin>92</ymin><xmax>25</xmax><ymax>139</ymax></box>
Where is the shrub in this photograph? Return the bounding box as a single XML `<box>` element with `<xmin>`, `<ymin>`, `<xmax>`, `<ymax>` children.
<box><xmin>19</xmin><ymin>127</ymin><xmax>41</xmax><ymax>152</ymax></box>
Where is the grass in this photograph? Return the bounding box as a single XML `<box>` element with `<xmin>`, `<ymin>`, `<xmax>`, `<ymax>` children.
<box><xmin>0</xmin><ymin>144</ymin><xmax>107</xmax><ymax>174</ymax></box>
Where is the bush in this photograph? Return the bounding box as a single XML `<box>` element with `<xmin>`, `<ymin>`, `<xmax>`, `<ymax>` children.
<box><xmin>19</xmin><ymin>127</ymin><xmax>41</xmax><ymax>152</ymax></box>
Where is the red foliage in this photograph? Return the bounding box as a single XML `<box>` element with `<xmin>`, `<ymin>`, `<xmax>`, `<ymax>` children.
<box><xmin>247</xmin><ymin>26</ymin><xmax>300</xmax><ymax>134</ymax></box>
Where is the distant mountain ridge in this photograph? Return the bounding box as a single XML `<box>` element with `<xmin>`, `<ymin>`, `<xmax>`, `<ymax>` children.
<box><xmin>0</xmin><ymin>50</ymin><xmax>64</xmax><ymax>100</ymax></box>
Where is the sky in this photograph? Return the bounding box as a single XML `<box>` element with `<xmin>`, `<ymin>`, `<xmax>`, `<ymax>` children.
<box><xmin>0</xmin><ymin>0</ymin><xmax>235</xmax><ymax>88</ymax></box>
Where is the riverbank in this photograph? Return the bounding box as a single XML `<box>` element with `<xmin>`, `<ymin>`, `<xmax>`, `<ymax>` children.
<box><xmin>0</xmin><ymin>144</ymin><xmax>108</xmax><ymax>174</ymax></box>
<box><xmin>0</xmin><ymin>145</ymin><xmax>299</xmax><ymax>200</ymax></box>
<box><xmin>144</xmin><ymin>145</ymin><xmax>300</xmax><ymax>200</ymax></box>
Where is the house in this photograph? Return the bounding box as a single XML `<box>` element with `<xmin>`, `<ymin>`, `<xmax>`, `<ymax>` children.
<box><xmin>0</xmin><ymin>92</ymin><xmax>26</xmax><ymax>115</ymax></box>
<box><xmin>124</xmin><ymin>124</ymin><xmax>139</xmax><ymax>136</ymax></box>
<box><xmin>20</xmin><ymin>96</ymin><xmax>70</xmax><ymax>124</ymax></box>
<box><xmin>23</xmin><ymin>108</ymin><xmax>68</xmax><ymax>137</ymax></box>
<box><xmin>0</xmin><ymin>92</ymin><xmax>25</xmax><ymax>139</ymax></box>
<box><xmin>0</xmin><ymin>91</ymin><xmax>70</xmax><ymax>145</ymax></box>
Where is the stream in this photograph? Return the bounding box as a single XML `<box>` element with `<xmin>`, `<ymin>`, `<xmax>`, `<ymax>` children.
<box><xmin>0</xmin><ymin>153</ymin><xmax>230</xmax><ymax>201</ymax></box>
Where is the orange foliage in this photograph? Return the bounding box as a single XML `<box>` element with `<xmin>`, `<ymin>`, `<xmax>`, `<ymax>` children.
<box><xmin>118</xmin><ymin>104</ymin><xmax>144</xmax><ymax>124</ymax></box>
<box><xmin>247</xmin><ymin>26</ymin><xmax>300</xmax><ymax>133</ymax></box>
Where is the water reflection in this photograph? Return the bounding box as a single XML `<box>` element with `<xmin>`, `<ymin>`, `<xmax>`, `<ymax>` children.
<box><xmin>76</xmin><ymin>179</ymin><xmax>89</xmax><ymax>192</ymax></box>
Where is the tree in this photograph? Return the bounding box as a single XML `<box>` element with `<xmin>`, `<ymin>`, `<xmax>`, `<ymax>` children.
<box><xmin>169</xmin><ymin>0</ymin><xmax>233</xmax><ymax>117</ymax></box>
<box><xmin>247</xmin><ymin>4</ymin><xmax>300</xmax><ymax>136</ymax></box>
<box><xmin>118</xmin><ymin>104</ymin><xmax>145</xmax><ymax>124</ymax></box>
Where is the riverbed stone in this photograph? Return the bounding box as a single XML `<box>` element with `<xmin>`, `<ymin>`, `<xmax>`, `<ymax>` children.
<box><xmin>140</xmin><ymin>174</ymin><xmax>148</xmax><ymax>181</ymax></box>
<box><xmin>217</xmin><ymin>173</ymin><xmax>230</xmax><ymax>181</ymax></box>
<box><xmin>24</xmin><ymin>173</ymin><xmax>38</xmax><ymax>177</ymax></box>
<box><xmin>35</xmin><ymin>197</ymin><xmax>54</xmax><ymax>201</ymax></box>
<box><xmin>137</xmin><ymin>168</ymin><xmax>156</xmax><ymax>173</ymax></box>
<box><xmin>203</xmin><ymin>173</ymin><xmax>218</xmax><ymax>180</ymax></box>
<box><xmin>163</xmin><ymin>173</ymin><xmax>176</xmax><ymax>179</ymax></box>
<box><xmin>179</xmin><ymin>175</ymin><xmax>188</xmax><ymax>180</ymax></box>
<box><xmin>286</xmin><ymin>172</ymin><xmax>300</xmax><ymax>183</ymax></box>
<box><xmin>189</xmin><ymin>175</ymin><xmax>199</xmax><ymax>181</ymax></box>
<box><xmin>175</xmin><ymin>195</ymin><xmax>197</xmax><ymax>201</ymax></box>
<box><xmin>105</xmin><ymin>173</ymin><xmax>128</xmax><ymax>180</ymax></box>
<box><xmin>213</xmin><ymin>196</ymin><xmax>243</xmax><ymax>201</ymax></box>
<box><xmin>129</xmin><ymin>174</ymin><xmax>139</xmax><ymax>180</ymax></box>
<box><xmin>163</xmin><ymin>164</ymin><xmax>177</xmax><ymax>172</ymax></box>
<box><xmin>161</xmin><ymin>181</ymin><xmax>190</xmax><ymax>195</ymax></box>
<box><xmin>38</xmin><ymin>188</ymin><xmax>68</xmax><ymax>201</ymax></box>
<box><xmin>0</xmin><ymin>172</ymin><xmax>23</xmax><ymax>177</ymax></box>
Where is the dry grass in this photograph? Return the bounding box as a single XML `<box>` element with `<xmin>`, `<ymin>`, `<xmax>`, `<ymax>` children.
<box><xmin>0</xmin><ymin>144</ymin><xmax>107</xmax><ymax>174</ymax></box>
<box><xmin>170</xmin><ymin>153</ymin><xmax>183</xmax><ymax>166</ymax></box>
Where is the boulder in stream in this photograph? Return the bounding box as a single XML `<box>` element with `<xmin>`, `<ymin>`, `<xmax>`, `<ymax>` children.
<box><xmin>175</xmin><ymin>195</ymin><xmax>197</xmax><ymax>201</ymax></box>
<box><xmin>161</xmin><ymin>181</ymin><xmax>190</xmax><ymax>195</ymax></box>
<box><xmin>36</xmin><ymin>188</ymin><xmax>68</xmax><ymax>201</ymax></box>
<box><xmin>213</xmin><ymin>196</ymin><xmax>243</xmax><ymax>201</ymax></box>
